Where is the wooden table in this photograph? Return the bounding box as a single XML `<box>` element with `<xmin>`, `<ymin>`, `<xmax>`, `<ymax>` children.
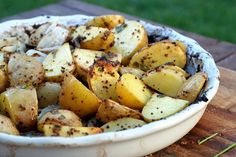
<box><xmin>1</xmin><ymin>0</ymin><xmax>236</xmax><ymax>156</ymax></box>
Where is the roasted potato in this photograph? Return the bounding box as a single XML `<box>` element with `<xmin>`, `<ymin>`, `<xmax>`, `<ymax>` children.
<box><xmin>159</xmin><ymin>64</ymin><xmax>189</xmax><ymax>78</ymax></box>
<box><xmin>116</xmin><ymin>73</ymin><xmax>152</xmax><ymax>110</ymax></box>
<box><xmin>59</xmin><ymin>73</ymin><xmax>101</xmax><ymax>118</ymax></box>
<box><xmin>86</xmin><ymin>15</ymin><xmax>125</xmax><ymax>29</ymax></box>
<box><xmin>8</xmin><ymin>53</ymin><xmax>44</xmax><ymax>87</ymax></box>
<box><xmin>0</xmin><ymin>87</ymin><xmax>38</xmax><ymax>130</ymax></box>
<box><xmin>37</xmin><ymin>24</ymin><xmax>69</xmax><ymax>51</ymax></box>
<box><xmin>142</xmin><ymin>66</ymin><xmax>186</xmax><ymax>97</ymax></box>
<box><xmin>0</xmin><ymin>69</ymin><xmax>8</xmax><ymax>93</ymax></box>
<box><xmin>101</xmin><ymin>117</ymin><xmax>146</xmax><ymax>132</ymax></box>
<box><xmin>129</xmin><ymin>41</ymin><xmax>187</xmax><ymax>70</ymax></box>
<box><xmin>177</xmin><ymin>72</ymin><xmax>207</xmax><ymax>103</ymax></box>
<box><xmin>72</xmin><ymin>26</ymin><xmax>114</xmax><ymax>51</ymax></box>
<box><xmin>87</xmin><ymin>59</ymin><xmax>120</xmax><ymax>101</ymax></box>
<box><xmin>96</xmin><ymin>99</ymin><xmax>142</xmax><ymax>123</ymax></box>
<box><xmin>119</xmin><ymin>66</ymin><xmax>144</xmax><ymax>79</ymax></box>
<box><xmin>43</xmin><ymin>124</ymin><xmax>102</xmax><ymax>137</ymax></box>
<box><xmin>37</xmin><ymin>82</ymin><xmax>61</xmax><ymax>108</ymax></box>
<box><xmin>142</xmin><ymin>93</ymin><xmax>189</xmax><ymax>122</ymax></box>
<box><xmin>73</xmin><ymin>48</ymin><xmax>122</xmax><ymax>80</ymax></box>
<box><xmin>0</xmin><ymin>37</ymin><xmax>26</xmax><ymax>53</ymax></box>
<box><xmin>109</xmin><ymin>21</ymin><xmax>148</xmax><ymax>64</ymax></box>
<box><xmin>29</xmin><ymin>22</ymin><xmax>51</xmax><ymax>46</ymax></box>
<box><xmin>0</xmin><ymin>114</ymin><xmax>19</xmax><ymax>135</ymax></box>
<box><xmin>26</xmin><ymin>49</ymin><xmax>47</xmax><ymax>63</ymax></box>
<box><xmin>43</xmin><ymin>43</ymin><xmax>75</xmax><ymax>82</ymax></box>
<box><xmin>37</xmin><ymin>109</ymin><xmax>82</xmax><ymax>132</ymax></box>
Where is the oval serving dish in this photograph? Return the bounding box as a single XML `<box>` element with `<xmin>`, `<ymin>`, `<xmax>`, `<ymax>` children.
<box><xmin>0</xmin><ymin>15</ymin><xmax>219</xmax><ymax>157</ymax></box>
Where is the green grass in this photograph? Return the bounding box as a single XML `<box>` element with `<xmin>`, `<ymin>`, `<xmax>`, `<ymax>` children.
<box><xmin>82</xmin><ymin>0</ymin><xmax>236</xmax><ymax>44</ymax></box>
<box><xmin>0</xmin><ymin>0</ymin><xmax>59</xmax><ymax>19</ymax></box>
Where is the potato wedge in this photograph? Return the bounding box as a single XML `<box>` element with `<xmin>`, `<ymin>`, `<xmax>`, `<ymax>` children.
<box><xmin>0</xmin><ymin>87</ymin><xmax>38</xmax><ymax>130</ymax></box>
<box><xmin>8</xmin><ymin>53</ymin><xmax>44</xmax><ymax>87</ymax></box>
<box><xmin>0</xmin><ymin>37</ymin><xmax>26</xmax><ymax>53</ymax></box>
<box><xmin>129</xmin><ymin>41</ymin><xmax>187</xmax><ymax>70</ymax></box>
<box><xmin>142</xmin><ymin>67</ymin><xmax>186</xmax><ymax>97</ymax></box>
<box><xmin>73</xmin><ymin>48</ymin><xmax>122</xmax><ymax>80</ymax></box>
<box><xmin>160</xmin><ymin>64</ymin><xmax>189</xmax><ymax>78</ymax></box>
<box><xmin>37</xmin><ymin>109</ymin><xmax>82</xmax><ymax>132</ymax></box>
<box><xmin>0</xmin><ymin>114</ymin><xmax>19</xmax><ymax>135</ymax></box>
<box><xmin>59</xmin><ymin>73</ymin><xmax>101</xmax><ymax>118</ymax></box>
<box><xmin>29</xmin><ymin>23</ymin><xmax>51</xmax><ymax>46</ymax></box>
<box><xmin>96</xmin><ymin>99</ymin><xmax>142</xmax><ymax>123</ymax></box>
<box><xmin>37</xmin><ymin>82</ymin><xmax>61</xmax><ymax>108</ymax></box>
<box><xmin>177</xmin><ymin>72</ymin><xmax>207</xmax><ymax>103</ymax></box>
<box><xmin>109</xmin><ymin>21</ymin><xmax>148</xmax><ymax>64</ymax></box>
<box><xmin>87</xmin><ymin>59</ymin><xmax>120</xmax><ymax>101</ymax></box>
<box><xmin>0</xmin><ymin>69</ymin><xmax>8</xmax><ymax>93</ymax></box>
<box><xmin>37</xmin><ymin>24</ymin><xmax>69</xmax><ymax>51</ymax></box>
<box><xmin>43</xmin><ymin>43</ymin><xmax>75</xmax><ymax>82</ymax></box>
<box><xmin>116</xmin><ymin>73</ymin><xmax>152</xmax><ymax>110</ymax></box>
<box><xmin>101</xmin><ymin>117</ymin><xmax>146</xmax><ymax>132</ymax></box>
<box><xmin>142</xmin><ymin>93</ymin><xmax>189</xmax><ymax>122</ymax></box>
<box><xmin>119</xmin><ymin>66</ymin><xmax>144</xmax><ymax>79</ymax></box>
<box><xmin>72</xmin><ymin>26</ymin><xmax>114</xmax><ymax>51</ymax></box>
<box><xmin>86</xmin><ymin>15</ymin><xmax>125</xmax><ymax>29</ymax></box>
<box><xmin>43</xmin><ymin>124</ymin><xmax>102</xmax><ymax>137</ymax></box>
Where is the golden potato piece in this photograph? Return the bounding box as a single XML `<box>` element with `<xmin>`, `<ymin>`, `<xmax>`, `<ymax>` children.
<box><xmin>116</xmin><ymin>73</ymin><xmax>152</xmax><ymax>110</ymax></box>
<box><xmin>72</xmin><ymin>26</ymin><xmax>114</xmax><ymax>51</ymax></box>
<box><xmin>142</xmin><ymin>93</ymin><xmax>189</xmax><ymax>122</ymax></box>
<box><xmin>109</xmin><ymin>21</ymin><xmax>148</xmax><ymax>64</ymax></box>
<box><xmin>73</xmin><ymin>48</ymin><xmax>122</xmax><ymax>80</ymax></box>
<box><xmin>37</xmin><ymin>109</ymin><xmax>82</xmax><ymax>132</ymax></box>
<box><xmin>0</xmin><ymin>69</ymin><xmax>8</xmax><ymax>93</ymax></box>
<box><xmin>177</xmin><ymin>72</ymin><xmax>207</xmax><ymax>103</ymax></box>
<box><xmin>129</xmin><ymin>41</ymin><xmax>187</xmax><ymax>70</ymax></box>
<box><xmin>43</xmin><ymin>124</ymin><xmax>102</xmax><ymax>137</ymax></box>
<box><xmin>101</xmin><ymin>117</ymin><xmax>146</xmax><ymax>132</ymax></box>
<box><xmin>59</xmin><ymin>73</ymin><xmax>101</xmax><ymax>118</ymax></box>
<box><xmin>37</xmin><ymin>82</ymin><xmax>61</xmax><ymax>108</ymax></box>
<box><xmin>43</xmin><ymin>43</ymin><xmax>75</xmax><ymax>82</ymax></box>
<box><xmin>86</xmin><ymin>15</ymin><xmax>125</xmax><ymax>29</ymax></box>
<box><xmin>88</xmin><ymin>59</ymin><xmax>120</xmax><ymax>101</ymax></box>
<box><xmin>0</xmin><ymin>114</ymin><xmax>19</xmax><ymax>135</ymax></box>
<box><xmin>96</xmin><ymin>99</ymin><xmax>142</xmax><ymax>123</ymax></box>
<box><xmin>8</xmin><ymin>53</ymin><xmax>44</xmax><ymax>87</ymax></box>
<box><xmin>0</xmin><ymin>87</ymin><xmax>38</xmax><ymax>130</ymax></box>
<box><xmin>160</xmin><ymin>64</ymin><xmax>189</xmax><ymax>78</ymax></box>
<box><xmin>142</xmin><ymin>67</ymin><xmax>186</xmax><ymax>97</ymax></box>
<box><xmin>119</xmin><ymin>66</ymin><xmax>144</xmax><ymax>79</ymax></box>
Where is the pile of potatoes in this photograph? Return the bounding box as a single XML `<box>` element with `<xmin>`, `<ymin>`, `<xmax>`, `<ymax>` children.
<box><xmin>0</xmin><ymin>15</ymin><xmax>207</xmax><ymax>137</ymax></box>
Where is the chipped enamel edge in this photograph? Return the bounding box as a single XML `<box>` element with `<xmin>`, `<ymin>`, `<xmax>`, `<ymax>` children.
<box><xmin>0</xmin><ymin>15</ymin><xmax>220</xmax><ymax>147</ymax></box>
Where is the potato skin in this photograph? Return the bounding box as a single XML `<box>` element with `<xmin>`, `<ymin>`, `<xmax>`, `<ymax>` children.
<box><xmin>37</xmin><ymin>82</ymin><xmax>61</xmax><ymax>108</ymax></box>
<box><xmin>177</xmin><ymin>72</ymin><xmax>207</xmax><ymax>103</ymax></box>
<box><xmin>43</xmin><ymin>124</ymin><xmax>103</xmax><ymax>137</ymax></box>
<box><xmin>101</xmin><ymin>117</ymin><xmax>146</xmax><ymax>132</ymax></box>
<box><xmin>8</xmin><ymin>53</ymin><xmax>44</xmax><ymax>87</ymax></box>
<box><xmin>37</xmin><ymin>109</ymin><xmax>82</xmax><ymax>132</ymax></box>
<box><xmin>72</xmin><ymin>26</ymin><xmax>114</xmax><ymax>51</ymax></box>
<box><xmin>87</xmin><ymin>59</ymin><xmax>120</xmax><ymax>101</ymax></box>
<box><xmin>86</xmin><ymin>15</ymin><xmax>125</xmax><ymax>29</ymax></box>
<box><xmin>116</xmin><ymin>73</ymin><xmax>152</xmax><ymax>110</ymax></box>
<box><xmin>96</xmin><ymin>99</ymin><xmax>142</xmax><ymax>123</ymax></box>
<box><xmin>119</xmin><ymin>66</ymin><xmax>144</xmax><ymax>79</ymax></box>
<box><xmin>59</xmin><ymin>73</ymin><xmax>101</xmax><ymax>118</ymax></box>
<box><xmin>129</xmin><ymin>41</ymin><xmax>187</xmax><ymax>71</ymax></box>
<box><xmin>0</xmin><ymin>69</ymin><xmax>8</xmax><ymax>93</ymax></box>
<box><xmin>0</xmin><ymin>114</ymin><xmax>19</xmax><ymax>135</ymax></box>
<box><xmin>0</xmin><ymin>87</ymin><xmax>38</xmax><ymax>130</ymax></box>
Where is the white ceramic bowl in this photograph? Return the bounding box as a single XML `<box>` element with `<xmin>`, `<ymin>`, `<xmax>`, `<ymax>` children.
<box><xmin>0</xmin><ymin>15</ymin><xmax>220</xmax><ymax>157</ymax></box>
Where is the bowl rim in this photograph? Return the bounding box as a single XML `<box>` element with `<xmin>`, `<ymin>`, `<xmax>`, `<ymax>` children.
<box><xmin>0</xmin><ymin>14</ymin><xmax>220</xmax><ymax>147</ymax></box>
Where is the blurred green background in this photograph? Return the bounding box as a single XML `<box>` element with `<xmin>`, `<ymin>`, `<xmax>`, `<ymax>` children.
<box><xmin>1</xmin><ymin>0</ymin><xmax>235</xmax><ymax>43</ymax></box>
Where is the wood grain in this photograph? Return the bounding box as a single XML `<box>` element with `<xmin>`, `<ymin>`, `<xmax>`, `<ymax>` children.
<box><xmin>1</xmin><ymin>1</ymin><xmax>236</xmax><ymax>156</ymax></box>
